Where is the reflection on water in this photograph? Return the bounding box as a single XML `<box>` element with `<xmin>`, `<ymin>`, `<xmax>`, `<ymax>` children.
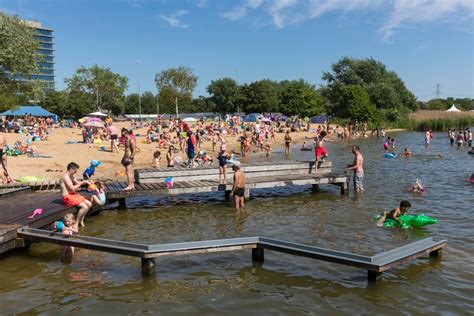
<box><xmin>1</xmin><ymin>131</ymin><xmax>473</xmax><ymax>314</ymax></box>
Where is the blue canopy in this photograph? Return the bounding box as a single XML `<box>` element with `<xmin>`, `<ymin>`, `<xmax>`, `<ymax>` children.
<box><xmin>243</xmin><ymin>113</ymin><xmax>261</xmax><ymax>122</ymax></box>
<box><xmin>1</xmin><ymin>105</ymin><xmax>56</xmax><ymax>117</ymax></box>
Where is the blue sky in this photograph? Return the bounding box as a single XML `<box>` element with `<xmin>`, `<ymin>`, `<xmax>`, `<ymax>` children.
<box><xmin>1</xmin><ymin>0</ymin><xmax>473</xmax><ymax>101</ymax></box>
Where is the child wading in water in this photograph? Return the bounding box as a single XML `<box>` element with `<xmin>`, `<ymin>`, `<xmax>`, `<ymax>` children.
<box><xmin>152</xmin><ymin>150</ymin><xmax>161</xmax><ymax>169</ymax></box>
<box><xmin>90</xmin><ymin>182</ymin><xmax>106</xmax><ymax>206</ymax></box>
<box><xmin>218</xmin><ymin>149</ymin><xmax>229</xmax><ymax>184</ymax></box>
<box><xmin>58</xmin><ymin>213</ymin><xmax>79</xmax><ymax>264</ymax></box>
<box><xmin>376</xmin><ymin>200</ymin><xmax>412</xmax><ymax>227</ymax></box>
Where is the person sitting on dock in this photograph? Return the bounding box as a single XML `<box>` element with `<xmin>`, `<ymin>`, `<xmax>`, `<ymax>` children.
<box><xmin>375</xmin><ymin>200</ymin><xmax>411</xmax><ymax>227</ymax></box>
<box><xmin>60</xmin><ymin>162</ymin><xmax>92</xmax><ymax>228</ymax></box>
<box><xmin>59</xmin><ymin>213</ymin><xmax>79</xmax><ymax>264</ymax></box>
<box><xmin>230</xmin><ymin>163</ymin><xmax>246</xmax><ymax>209</ymax></box>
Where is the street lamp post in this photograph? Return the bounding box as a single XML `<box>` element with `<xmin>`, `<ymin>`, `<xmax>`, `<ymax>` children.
<box><xmin>137</xmin><ymin>60</ymin><xmax>142</xmax><ymax>126</ymax></box>
<box><xmin>234</xmin><ymin>68</ymin><xmax>240</xmax><ymax>115</ymax></box>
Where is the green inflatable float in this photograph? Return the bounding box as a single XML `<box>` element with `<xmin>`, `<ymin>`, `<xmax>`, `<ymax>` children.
<box><xmin>17</xmin><ymin>176</ymin><xmax>45</xmax><ymax>183</ymax></box>
<box><xmin>374</xmin><ymin>214</ymin><xmax>438</xmax><ymax>229</ymax></box>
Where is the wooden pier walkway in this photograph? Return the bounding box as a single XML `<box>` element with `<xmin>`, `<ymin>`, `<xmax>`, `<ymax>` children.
<box><xmin>17</xmin><ymin>228</ymin><xmax>447</xmax><ymax>283</ymax></box>
<box><xmin>105</xmin><ymin>161</ymin><xmax>350</xmax><ymax>202</ymax></box>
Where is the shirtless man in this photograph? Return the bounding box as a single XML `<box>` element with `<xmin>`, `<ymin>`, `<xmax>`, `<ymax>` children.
<box><xmin>121</xmin><ymin>129</ymin><xmax>136</xmax><ymax>191</ymax></box>
<box><xmin>230</xmin><ymin>164</ymin><xmax>246</xmax><ymax>208</ymax></box>
<box><xmin>346</xmin><ymin>145</ymin><xmax>364</xmax><ymax>192</ymax></box>
<box><xmin>60</xmin><ymin>162</ymin><xmax>92</xmax><ymax>228</ymax></box>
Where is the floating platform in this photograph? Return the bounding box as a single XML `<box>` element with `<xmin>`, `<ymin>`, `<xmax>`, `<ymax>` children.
<box><xmin>17</xmin><ymin>227</ymin><xmax>447</xmax><ymax>283</ymax></box>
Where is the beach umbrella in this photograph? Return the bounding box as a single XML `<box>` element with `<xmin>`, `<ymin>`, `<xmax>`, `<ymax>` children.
<box><xmin>84</xmin><ymin>117</ymin><xmax>103</xmax><ymax>122</ymax></box>
<box><xmin>83</xmin><ymin>121</ymin><xmax>105</xmax><ymax>128</ymax></box>
<box><xmin>88</xmin><ymin>111</ymin><xmax>108</xmax><ymax>117</ymax></box>
<box><xmin>182</xmin><ymin>117</ymin><xmax>197</xmax><ymax>122</ymax></box>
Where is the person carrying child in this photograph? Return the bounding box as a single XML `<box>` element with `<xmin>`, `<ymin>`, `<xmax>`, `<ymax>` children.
<box><xmin>90</xmin><ymin>182</ymin><xmax>106</xmax><ymax>206</ymax></box>
<box><xmin>376</xmin><ymin>200</ymin><xmax>412</xmax><ymax>227</ymax></box>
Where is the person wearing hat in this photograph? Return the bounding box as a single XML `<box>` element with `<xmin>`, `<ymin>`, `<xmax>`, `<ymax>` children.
<box><xmin>83</xmin><ymin>160</ymin><xmax>102</xmax><ymax>180</ymax></box>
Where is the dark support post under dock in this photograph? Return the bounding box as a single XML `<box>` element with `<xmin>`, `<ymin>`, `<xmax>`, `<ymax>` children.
<box><xmin>252</xmin><ymin>247</ymin><xmax>264</xmax><ymax>263</ymax></box>
<box><xmin>312</xmin><ymin>184</ymin><xmax>320</xmax><ymax>193</ymax></box>
<box><xmin>368</xmin><ymin>270</ymin><xmax>382</xmax><ymax>282</ymax></box>
<box><xmin>430</xmin><ymin>248</ymin><xmax>442</xmax><ymax>258</ymax></box>
<box><xmin>141</xmin><ymin>258</ymin><xmax>156</xmax><ymax>275</ymax></box>
<box><xmin>118</xmin><ymin>198</ymin><xmax>126</xmax><ymax>208</ymax></box>
<box><xmin>225</xmin><ymin>190</ymin><xmax>231</xmax><ymax>201</ymax></box>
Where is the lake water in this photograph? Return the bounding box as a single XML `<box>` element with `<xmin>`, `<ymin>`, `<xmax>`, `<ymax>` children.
<box><xmin>1</xmin><ymin>131</ymin><xmax>473</xmax><ymax>315</ymax></box>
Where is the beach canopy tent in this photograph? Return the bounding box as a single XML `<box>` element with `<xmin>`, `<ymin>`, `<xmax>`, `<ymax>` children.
<box><xmin>309</xmin><ymin>114</ymin><xmax>328</xmax><ymax>124</ymax></box>
<box><xmin>446</xmin><ymin>104</ymin><xmax>461</xmax><ymax>112</ymax></box>
<box><xmin>87</xmin><ymin>111</ymin><xmax>108</xmax><ymax>117</ymax></box>
<box><xmin>1</xmin><ymin>105</ymin><xmax>57</xmax><ymax>122</ymax></box>
<box><xmin>243</xmin><ymin>113</ymin><xmax>262</xmax><ymax>122</ymax></box>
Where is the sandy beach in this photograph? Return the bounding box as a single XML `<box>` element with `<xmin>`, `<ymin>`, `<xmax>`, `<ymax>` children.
<box><xmin>3</xmin><ymin>122</ymin><xmax>332</xmax><ymax>182</ymax></box>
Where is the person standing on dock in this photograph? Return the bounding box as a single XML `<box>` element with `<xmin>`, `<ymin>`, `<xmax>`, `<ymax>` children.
<box><xmin>346</xmin><ymin>145</ymin><xmax>364</xmax><ymax>192</ymax></box>
<box><xmin>121</xmin><ymin>129</ymin><xmax>136</xmax><ymax>191</ymax></box>
<box><xmin>230</xmin><ymin>164</ymin><xmax>246</xmax><ymax>208</ymax></box>
<box><xmin>60</xmin><ymin>162</ymin><xmax>92</xmax><ymax>228</ymax></box>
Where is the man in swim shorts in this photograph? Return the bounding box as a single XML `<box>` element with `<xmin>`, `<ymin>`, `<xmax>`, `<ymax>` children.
<box><xmin>313</xmin><ymin>131</ymin><xmax>329</xmax><ymax>173</ymax></box>
<box><xmin>346</xmin><ymin>145</ymin><xmax>364</xmax><ymax>192</ymax></box>
<box><xmin>230</xmin><ymin>164</ymin><xmax>246</xmax><ymax>209</ymax></box>
<box><xmin>60</xmin><ymin>162</ymin><xmax>92</xmax><ymax>228</ymax></box>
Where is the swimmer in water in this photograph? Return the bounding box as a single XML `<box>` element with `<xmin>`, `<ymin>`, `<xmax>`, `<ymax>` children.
<box><xmin>411</xmin><ymin>178</ymin><xmax>426</xmax><ymax>194</ymax></box>
<box><xmin>376</xmin><ymin>200</ymin><xmax>412</xmax><ymax>227</ymax></box>
<box><xmin>403</xmin><ymin>147</ymin><xmax>412</xmax><ymax>158</ymax></box>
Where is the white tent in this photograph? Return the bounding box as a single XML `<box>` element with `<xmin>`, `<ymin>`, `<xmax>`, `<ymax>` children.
<box><xmin>88</xmin><ymin>111</ymin><xmax>108</xmax><ymax>117</ymax></box>
<box><xmin>446</xmin><ymin>104</ymin><xmax>461</xmax><ymax>112</ymax></box>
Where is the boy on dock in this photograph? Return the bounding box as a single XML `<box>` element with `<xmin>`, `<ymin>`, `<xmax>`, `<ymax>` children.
<box><xmin>230</xmin><ymin>164</ymin><xmax>246</xmax><ymax>209</ymax></box>
<box><xmin>376</xmin><ymin>200</ymin><xmax>412</xmax><ymax>227</ymax></box>
<box><xmin>313</xmin><ymin>131</ymin><xmax>329</xmax><ymax>172</ymax></box>
<box><xmin>60</xmin><ymin>162</ymin><xmax>92</xmax><ymax>228</ymax></box>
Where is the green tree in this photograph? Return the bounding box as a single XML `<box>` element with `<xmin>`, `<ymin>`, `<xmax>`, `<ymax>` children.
<box><xmin>155</xmin><ymin>66</ymin><xmax>198</xmax><ymax>115</ymax></box>
<box><xmin>322</xmin><ymin>57</ymin><xmax>418</xmax><ymax>116</ymax></box>
<box><xmin>41</xmin><ymin>90</ymin><xmax>68</xmax><ymax>117</ymax></box>
<box><xmin>339</xmin><ymin>85</ymin><xmax>379</xmax><ymax>123</ymax></box>
<box><xmin>207</xmin><ymin>77</ymin><xmax>240</xmax><ymax>114</ymax></box>
<box><xmin>279</xmin><ymin>79</ymin><xmax>324</xmax><ymax>116</ymax></box>
<box><xmin>0</xmin><ymin>13</ymin><xmax>49</xmax><ymax>105</ymax></box>
<box><xmin>0</xmin><ymin>13</ymin><xmax>40</xmax><ymax>78</ymax></box>
<box><xmin>240</xmin><ymin>80</ymin><xmax>279</xmax><ymax>113</ymax></box>
<box><xmin>192</xmin><ymin>96</ymin><xmax>215</xmax><ymax>113</ymax></box>
<box><xmin>65</xmin><ymin>65</ymin><xmax>128</xmax><ymax>115</ymax></box>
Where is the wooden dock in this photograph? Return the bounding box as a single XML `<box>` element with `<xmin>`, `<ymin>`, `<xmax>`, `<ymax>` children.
<box><xmin>106</xmin><ymin>161</ymin><xmax>350</xmax><ymax>202</ymax></box>
<box><xmin>17</xmin><ymin>228</ymin><xmax>447</xmax><ymax>283</ymax></box>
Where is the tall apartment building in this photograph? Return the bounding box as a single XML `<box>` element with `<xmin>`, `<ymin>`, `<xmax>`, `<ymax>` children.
<box><xmin>24</xmin><ymin>20</ymin><xmax>55</xmax><ymax>90</ymax></box>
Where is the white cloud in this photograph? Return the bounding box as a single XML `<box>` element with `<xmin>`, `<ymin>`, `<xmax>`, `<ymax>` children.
<box><xmin>160</xmin><ymin>10</ymin><xmax>190</xmax><ymax>28</ymax></box>
<box><xmin>222</xmin><ymin>0</ymin><xmax>264</xmax><ymax>21</ymax></box>
<box><xmin>380</xmin><ymin>0</ymin><xmax>474</xmax><ymax>39</ymax></box>
<box><xmin>221</xmin><ymin>0</ymin><xmax>474</xmax><ymax>39</ymax></box>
